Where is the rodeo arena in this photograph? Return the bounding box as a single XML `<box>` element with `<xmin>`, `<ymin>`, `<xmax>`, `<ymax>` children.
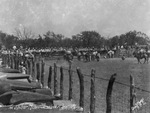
<box><xmin>0</xmin><ymin>44</ymin><xmax>150</xmax><ymax>113</ymax></box>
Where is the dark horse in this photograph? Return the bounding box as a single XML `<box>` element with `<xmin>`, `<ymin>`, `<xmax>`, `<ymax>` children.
<box><xmin>133</xmin><ymin>51</ymin><xmax>149</xmax><ymax>64</ymax></box>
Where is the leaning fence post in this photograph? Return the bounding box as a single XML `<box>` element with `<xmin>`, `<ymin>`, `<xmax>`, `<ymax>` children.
<box><xmin>106</xmin><ymin>73</ymin><xmax>117</xmax><ymax>113</ymax></box>
<box><xmin>90</xmin><ymin>69</ymin><xmax>96</xmax><ymax>113</ymax></box>
<box><xmin>77</xmin><ymin>67</ymin><xmax>84</xmax><ymax>110</ymax></box>
<box><xmin>48</xmin><ymin>66</ymin><xmax>52</xmax><ymax>89</ymax></box>
<box><xmin>54</xmin><ymin>63</ymin><xmax>58</xmax><ymax>95</ymax></box>
<box><xmin>36</xmin><ymin>62</ymin><xmax>40</xmax><ymax>82</ymax></box>
<box><xmin>28</xmin><ymin>59</ymin><xmax>31</xmax><ymax>75</ymax></box>
<box><xmin>60</xmin><ymin>66</ymin><xmax>64</xmax><ymax>99</ymax></box>
<box><xmin>68</xmin><ymin>62</ymin><xmax>73</xmax><ymax>100</ymax></box>
<box><xmin>41</xmin><ymin>59</ymin><xmax>45</xmax><ymax>87</ymax></box>
<box><xmin>130</xmin><ymin>75</ymin><xmax>134</xmax><ymax>113</ymax></box>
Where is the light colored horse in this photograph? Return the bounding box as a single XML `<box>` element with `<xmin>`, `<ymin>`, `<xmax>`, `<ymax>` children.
<box><xmin>107</xmin><ymin>50</ymin><xmax>114</xmax><ymax>58</ymax></box>
<box><xmin>64</xmin><ymin>51</ymin><xmax>73</xmax><ymax>64</ymax></box>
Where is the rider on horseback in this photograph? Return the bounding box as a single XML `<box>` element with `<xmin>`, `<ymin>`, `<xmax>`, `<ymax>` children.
<box><xmin>64</xmin><ymin>50</ymin><xmax>73</xmax><ymax>64</ymax></box>
<box><xmin>134</xmin><ymin>47</ymin><xmax>149</xmax><ymax>64</ymax></box>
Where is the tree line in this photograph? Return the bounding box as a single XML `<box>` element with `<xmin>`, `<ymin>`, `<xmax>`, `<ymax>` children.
<box><xmin>0</xmin><ymin>29</ymin><xmax>149</xmax><ymax>50</ymax></box>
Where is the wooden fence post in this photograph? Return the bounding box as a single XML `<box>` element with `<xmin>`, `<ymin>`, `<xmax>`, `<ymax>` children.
<box><xmin>28</xmin><ymin>59</ymin><xmax>31</xmax><ymax>75</ymax></box>
<box><xmin>14</xmin><ymin>54</ymin><xmax>19</xmax><ymax>70</ymax></box>
<box><xmin>106</xmin><ymin>73</ymin><xmax>117</xmax><ymax>113</ymax></box>
<box><xmin>29</xmin><ymin>59</ymin><xmax>33</xmax><ymax>76</ymax></box>
<box><xmin>60</xmin><ymin>66</ymin><xmax>64</xmax><ymax>99</ymax></box>
<box><xmin>16</xmin><ymin>54</ymin><xmax>19</xmax><ymax>70</ymax></box>
<box><xmin>17</xmin><ymin>54</ymin><xmax>20</xmax><ymax>69</ymax></box>
<box><xmin>12</xmin><ymin>55</ymin><xmax>15</xmax><ymax>69</ymax></box>
<box><xmin>68</xmin><ymin>62</ymin><xmax>73</xmax><ymax>100</ymax></box>
<box><xmin>48</xmin><ymin>66</ymin><xmax>52</xmax><ymax>89</ymax></box>
<box><xmin>7</xmin><ymin>54</ymin><xmax>10</xmax><ymax>67</ymax></box>
<box><xmin>77</xmin><ymin>67</ymin><xmax>84</xmax><ymax>109</ymax></box>
<box><xmin>15</xmin><ymin>54</ymin><xmax>18</xmax><ymax>69</ymax></box>
<box><xmin>6</xmin><ymin>54</ymin><xmax>8</xmax><ymax>66</ymax></box>
<box><xmin>10</xmin><ymin>55</ymin><xmax>13</xmax><ymax>69</ymax></box>
<box><xmin>9</xmin><ymin>54</ymin><xmax>12</xmax><ymax>68</ymax></box>
<box><xmin>90</xmin><ymin>69</ymin><xmax>96</xmax><ymax>113</ymax></box>
<box><xmin>10</xmin><ymin>54</ymin><xmax>13</xmax><ymax>68</ymax></box>
<box><xmin>130</xmin><ymin>75</ymin><xmax>134</xmax><ymax>113</ymax></box>
<box><xmin>41</xmin><ymin>59</ymin><xmax>45</xmax><ymax>87</ymax></box>
<box><xmin>25</xmin><ymin>59</ymin><xmax>28</xmax><ymax>74</ymax></box>
<box><xmin>13</xmin><ymin>55</ymin><xmax>15</xmax><ymax>69</ymax></box>
<box><xmin>5</xmin><ymin>54</ymin><xmax>8</xmax><ymax>67</ymax></box>
<box><xmin>54</xmin><ymin>63</ymin><xmax>58</xmax><ymax>95</ymax></box>
<box><xmin>32</xmin><ymin>59</ymin><xmax>36</xmax><ymax>81</ymax></box>
<box><xmin>14</xmin><ymin>54</ymin><xmax>16</xmax><ymax>69</ymax></box>
<box><xmin>1</xmin><ymin>53</ymin><xmax>4</xmax><ymax>65</ymax></box>
<box><xmin>2</xmin><ymin>54</ymin><xmax>5</xmax><ymax>66</ymax></box>
<box><xmin>36</xmin><ymin>62</ymin><xmax>40</xmax><ymax>82</ymax></box>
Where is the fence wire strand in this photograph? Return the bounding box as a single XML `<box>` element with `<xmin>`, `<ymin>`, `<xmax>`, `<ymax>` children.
<box><xmin>44</xmin><ymin>62</ymin><xmax>150</xmax><ymax>95</ymax></box>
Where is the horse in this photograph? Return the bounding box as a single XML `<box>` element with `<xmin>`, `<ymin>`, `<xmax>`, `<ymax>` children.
<box><xmin>63</xmin><ymin>51</ymin><xmax>73</xmax><ymax>64</ymax></box>
<box><xmin>84</xmin><ymin>52</ymin><xmax>91</xmax><ymax>62</ymax></box>
<box><xmin>133</xmin><ymin>50</ymin><xmax>149</xmax><ymax>64</ymax></box>
<box><xmin>77</xmin><ymin>51</ymin><xmax>82</xmax><ymax>61</ymax></box>
<box><xmin>95</xmin><ymin>52</ymin><xmax>101</xmax><ymax>61</ymax></box>
<box><xmin>107</xmin><ymin>50</ymin><xmax>114</xmax><ymax>58</ymax></box>
<box><xmin>91</xmin><ymin>51</ymin><xmax>97</xmax><ymax>61</ymax></box>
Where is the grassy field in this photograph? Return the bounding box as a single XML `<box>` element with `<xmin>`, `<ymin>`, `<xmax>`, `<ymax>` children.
<box><xmin>1</xmin><ymin>57</ymin><xmax>149</xmax><ymax>113</ymax></box>
<box><xmin>43</xmin><ymin>57</ymin><xmax>150</xmax><ymax>113</ymax></box>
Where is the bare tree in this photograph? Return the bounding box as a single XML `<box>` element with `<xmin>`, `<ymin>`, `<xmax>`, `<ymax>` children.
<box><xmin>15</xmin><ymin>26</ymin><xmax>34</xmax><ymax>39</ymax></box>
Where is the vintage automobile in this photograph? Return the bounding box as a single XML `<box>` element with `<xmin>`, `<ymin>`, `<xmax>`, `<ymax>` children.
<box><xmin>0</xmin><ymin>67</ymin><xmax>59</xmax><ymax>106</ymax></box>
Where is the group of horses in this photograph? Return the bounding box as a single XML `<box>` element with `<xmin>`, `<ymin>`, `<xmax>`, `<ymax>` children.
<box><xmin>76</xmin><ymin>51</ymin><xmax>101</xmax><ymax>62</ymax></box>
<box><xmin>63</xmin><ymin>50</ymin><xmax>116</xmax><ymax>63</ymax></box>
<box><xmin>64</xmin><ymin>48</ymin><xmax>150</xmax><ymax>64</ymax></box>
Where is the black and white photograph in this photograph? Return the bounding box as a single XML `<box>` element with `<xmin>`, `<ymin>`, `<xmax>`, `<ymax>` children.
<box><xmin>0</xmin><ymin>0</ymin><xmax>150</xmax><ymax>113</ymax></box>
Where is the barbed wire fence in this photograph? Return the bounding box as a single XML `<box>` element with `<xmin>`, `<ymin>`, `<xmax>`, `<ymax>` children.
<box><xmin>2</xmin><ymin>53</ymin><xmax>150</xmax><ymax>113</ymax></box>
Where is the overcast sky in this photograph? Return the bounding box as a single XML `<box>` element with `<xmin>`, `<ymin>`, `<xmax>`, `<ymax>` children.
<box><xmin>0</xmin><ymin>0</ymin><xmax>150</xmax><ymax>38</ymax></box>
